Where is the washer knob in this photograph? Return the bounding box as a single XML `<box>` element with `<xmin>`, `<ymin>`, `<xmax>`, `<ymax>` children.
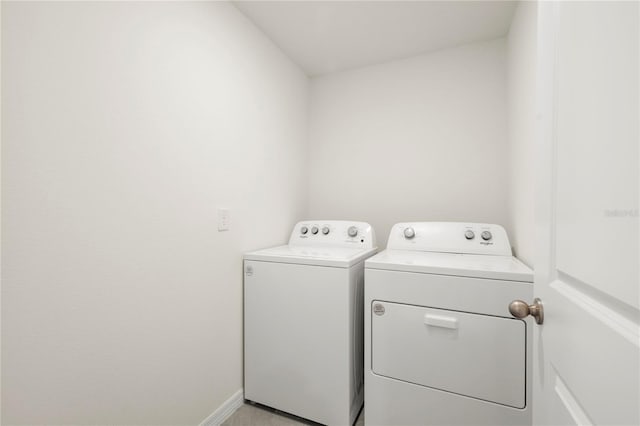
<box><xmin>464</xmin><ymin>230</ymin><xmax>475</xmax><ymax>240</ymax></box>
<box><xmin>347</xmin><ymin>226</ymin><xmax>358</xmax><ymax>237</ymax></box>
<box><xmin>481</xmin><ymin>231</ymin><xmax>492</xmax><ymax>241</ymax></box>
<box><xmin>300</xmin><ymin>226</ymin><xmax>308</xmax><ymax>235</ymax></box>
<box><xmin>311</xmin><ymin>226</ymin><xmax>319</xmax><ymax>235</ymax></box>
<box><xmin>404</xmin><ymin>227</ymin><xmax>416</xmax><ymax>239</ymax></box>
<box><xmin>322</xmin><ymin>226</ymin><xmax>330</xmax><ymax>235</ymax></box>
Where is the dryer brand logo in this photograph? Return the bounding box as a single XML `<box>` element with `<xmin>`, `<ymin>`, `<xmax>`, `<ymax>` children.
<box><xmin>373</xmin><ymin>303</ymin><xmax>386</xmax><ymax>316</ymax></box>
<box><xmin>245</xmin><ymin>265</ymin><xmax>253</xmax><ymax>277</ymax></box>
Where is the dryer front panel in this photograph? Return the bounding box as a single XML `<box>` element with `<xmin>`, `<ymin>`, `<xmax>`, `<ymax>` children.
<box><xmin>371</xmin><ymin>301</ymin><xmax>526</xmax><ymax>408</ymax></box>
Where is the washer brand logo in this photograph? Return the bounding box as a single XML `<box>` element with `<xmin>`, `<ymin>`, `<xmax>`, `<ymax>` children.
<box><xmin>245</xmin><ymin>265</ymin><xmax>253</xmax><ymax>276</ymax></box>
<box><xmin>373</xmin><ymin>303</ymin><xmax>385</xmax><ymax>316</ymax></box>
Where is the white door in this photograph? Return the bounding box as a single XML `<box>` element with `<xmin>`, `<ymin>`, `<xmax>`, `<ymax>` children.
<box><xmin>534</xmin><ymin>1</ymin><xmax>639</xmax><ymax>425</ymax></box>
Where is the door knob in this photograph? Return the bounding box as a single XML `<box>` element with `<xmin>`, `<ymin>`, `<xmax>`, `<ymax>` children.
<box><xmin>509</xmin><ymin>298</ymin><xmax>544</xmax><ymax>324</ymax></box>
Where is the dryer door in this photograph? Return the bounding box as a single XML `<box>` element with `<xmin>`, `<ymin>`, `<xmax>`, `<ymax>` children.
<box><xmin>371</xmin><ymin>301</ymin><xmax>526</xmax><ymax>408</ymax></box>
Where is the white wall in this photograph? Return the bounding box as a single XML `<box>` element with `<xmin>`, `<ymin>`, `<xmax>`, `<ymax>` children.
<box><xmin>307</xmin><ymin>39</ymin><xmax>510</xmax><ymax>247</ymax></box>
<box><xmin>507</xmin><ymin>2</ymin><xmax>537</xmax><ymax>266</ymax></box>
<box><xmin>1</xmin><ymin>2</ymin><xmax>308</xmax><ymax>424</ymax></box>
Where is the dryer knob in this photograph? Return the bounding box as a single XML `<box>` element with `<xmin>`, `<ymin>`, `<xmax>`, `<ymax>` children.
<box><xmin>404</xmin><ymin>227</ymin><xmax>416</xmax><ymax>239</ymax></box>
<box><xmin>481</xmin><ymin>231</ymin><xmax>493</xmax><ymax>241</ymax></box>
<box><xmin>322</xmin><ymin>226</ymin><xmax>330</xmax><ymax>235</ymax></box>
<box><xmin>311</xmin><ymin>226</ymin><xmax>319</xmax><ymax>235</ymax></box>
<box><xmin>464</xmin><ymin>230</ymin><xmax>475</xmax><ymax>240</ymax></box>
<box><xmin>347</xmin><ymin>226</ymin><xmax>358</xmax><ymax>237</ymax></box>
<box><xmin>300</xmin><ymin>226</ymin><xmax>308</xmax><ymax>235</ymax></box>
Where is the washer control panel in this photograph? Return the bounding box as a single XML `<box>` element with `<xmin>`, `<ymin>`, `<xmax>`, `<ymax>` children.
<box><xmin>389</xmin><ymin>222</ymin><xmax>512</xmax><ymax>256</ymax></box>
<box><xmin>290</xmin><ymin>220</ymin><xmax>376</xmax><ymax>248</ymax></box>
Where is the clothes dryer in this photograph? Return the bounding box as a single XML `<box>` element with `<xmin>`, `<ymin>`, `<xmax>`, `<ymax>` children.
<box><xmin>365</xmin><ymin>222</ymin><xmax>533</xmax><ymax>425</ymax></box>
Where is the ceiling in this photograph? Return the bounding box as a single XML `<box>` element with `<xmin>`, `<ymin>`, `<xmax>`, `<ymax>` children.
<box><xmin>233</xmin><ymin>1</ymin><xmax>518</xmax><ymax>76</ymax></box>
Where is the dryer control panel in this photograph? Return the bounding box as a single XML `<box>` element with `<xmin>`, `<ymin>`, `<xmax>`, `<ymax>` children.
<box><xmin>290</xmin><ymin>220</ymin><xmax>376</xmax><ymax>248</ymax></box>
<box><xmin>387</xmin><ymin>222</ymin><xmax>512</xmax><ymax>256</ymax></box>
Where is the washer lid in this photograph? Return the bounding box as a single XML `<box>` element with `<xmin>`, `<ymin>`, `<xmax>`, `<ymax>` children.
<box><xmin>365</xmin><ymin>249</ymin><xmax>533</xmax><ymax>282</ymax></box>
<box><xmin>245</xmin><ymin>245</ymin><xmax>378</xmax><ymax>268</ymax></box>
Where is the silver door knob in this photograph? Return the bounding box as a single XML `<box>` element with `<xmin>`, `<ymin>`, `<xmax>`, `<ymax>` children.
<box><xmin>509</xmin><ymin>298</ymin><xmax>544</xmax><ymax>324</ymax></box>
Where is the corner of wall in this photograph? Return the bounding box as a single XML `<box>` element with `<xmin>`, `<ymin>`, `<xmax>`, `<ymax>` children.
<box><xmin>199</xmin><ymin>389</ymin><xmax>244</xmax><ymax>426</ymax></box>
<box><xmin>506</xmin><ymin>1</ymin><xmax>538</xmax><ymax>268</ymax></box>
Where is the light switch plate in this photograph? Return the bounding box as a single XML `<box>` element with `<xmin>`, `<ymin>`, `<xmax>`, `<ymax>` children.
<box><xmin>218</xmin><ymin>208</ymin><xmax>230</xmax><ymax>231</ymax></box>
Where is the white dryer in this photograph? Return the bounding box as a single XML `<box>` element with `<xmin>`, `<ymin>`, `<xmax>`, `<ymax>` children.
<box><xmin>364</xmin><ymin>222</ymin><xmax>533</xmax><ymax>426</ymax></box>
<box><xmin>244</xmin><ymin>220</ymin><xmax>377</xmax><ymax>425</ymax></box>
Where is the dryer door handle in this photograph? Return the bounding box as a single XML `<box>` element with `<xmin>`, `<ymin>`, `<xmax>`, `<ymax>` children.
<box><xmin>424</xmin><ymin>314</ymin><xmax>458</xmax><ymax>329</ymax></box>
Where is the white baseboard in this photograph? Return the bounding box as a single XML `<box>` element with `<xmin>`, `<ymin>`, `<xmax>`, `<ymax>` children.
<box><xmin>200</xmin><ymin>388</ymin><xmax>244</xmax><ymax>426</ymax></box>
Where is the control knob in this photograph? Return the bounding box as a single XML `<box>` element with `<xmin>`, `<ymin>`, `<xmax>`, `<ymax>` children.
<box><xmin>322</xmin><ymin>226</ymin><xmax>330</xmax><ymax>235</ymax></box>
<box><xmin>464</xmin><ymin>230</ymin><xmax>475</xmax><ymax>240</ymax></box>
<box><xmin>300</xmin><ymin>226</ymin><xmax>308</xmax><ymax>235</ymax></box>
<box><xmin>481</xmin><ymin>231</ymin><xmax>492</xmax><ymax>241</ymax></box>
<box><xmin>404</xmin><ymin>227</ymin><xmax>415</xmax><ymax>239</ymax></box>
<box><xmin>347</xmin><ymin>226</ymin><xmax>358</xmax><ymax>237</ymax></box>
<box><xmin>311</xmin><ymin>226</ymin><xmax>319</xmax><ymax>235</ymax></box>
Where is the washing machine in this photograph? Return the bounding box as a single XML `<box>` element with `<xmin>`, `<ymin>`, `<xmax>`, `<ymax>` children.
<box><xmin>364</xmin><ymin>222</ymin><xmax>533</xmax><ymax>426</ymax></box>
<box><xmin>244</xmin><ymin>220</ymin><xmax>377</xmax><ymax>425</ymax></box>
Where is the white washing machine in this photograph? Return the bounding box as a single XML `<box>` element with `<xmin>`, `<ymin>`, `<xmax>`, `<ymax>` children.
<box><xmin>364</xmin><ymin>222</ymin><xmax>533</xmax><ymax>426</ymax></box>
<box><xmin>244</xmin><ymin>220</ymin><xmax>377</xmax><ymax>425</ymax></box>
